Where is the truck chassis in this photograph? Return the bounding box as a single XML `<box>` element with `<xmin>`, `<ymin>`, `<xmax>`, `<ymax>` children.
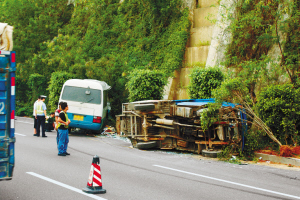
<box><xmin>117</xmin><ymin>99</ymin><xmax>247</xmax><ymax>156</ymax></box>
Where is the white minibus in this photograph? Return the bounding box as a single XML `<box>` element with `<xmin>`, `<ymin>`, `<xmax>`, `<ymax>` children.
<box><xmin>58</xmin><ymin>79</ymin><xmax>111</xmax><ymax>131</ymax></box>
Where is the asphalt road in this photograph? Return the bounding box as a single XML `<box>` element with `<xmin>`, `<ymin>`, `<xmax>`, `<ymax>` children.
<box><xmin>1</xmin><ymin>117</ymin><xmax>300</xmax><ymax>200</ymax></box>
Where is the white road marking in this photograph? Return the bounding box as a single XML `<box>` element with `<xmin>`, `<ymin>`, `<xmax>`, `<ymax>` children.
<box><xmin>27</xmin><ymin>172</ymin><xmax>107</xmax><ymax>200</ymax></box>
<box><xmin>153</xmin><ymin>165</ymin><xmax>300</xmax><ymax>199</ymax></box>
<box><xmin>15</xmin><ymin>133</ymin><xmax>26</xmax><ymax>136</ymax></box>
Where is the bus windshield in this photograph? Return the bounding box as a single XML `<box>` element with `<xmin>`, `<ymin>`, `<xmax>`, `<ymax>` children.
<box><xmin>61</xmin><ymin>86</ymin><xmax>101</xmax><ymax>104</ymax></box>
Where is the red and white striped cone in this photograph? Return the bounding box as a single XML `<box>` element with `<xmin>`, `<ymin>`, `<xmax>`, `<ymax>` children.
<box><xmin>82</xmin><ymin>155</ymin><xmax>106</xmax><ymax>194</ymax></box>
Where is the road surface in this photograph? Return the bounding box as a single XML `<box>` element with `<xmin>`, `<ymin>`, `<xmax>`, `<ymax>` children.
<box><xmin>1</xmin><ymin>117</ymin><xmax>300</xmax><ymax>200</ymax></box>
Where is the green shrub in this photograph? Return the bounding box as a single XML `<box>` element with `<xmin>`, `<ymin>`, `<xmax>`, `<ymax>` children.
<box><xmin>188</xmin><ymin>67</ymin><xmax>224</xmax><ymax>99</ymax></box>
<box><xmin>256</xmin><ymin>84</ymin><xmax>300</xmax><ymax>145</ymax></box>
<box><xmin>199</xmin><ymin>103</ymin><xmax>220</xmax><ymax>132</ymax></box>
<box><xmin>15</xmin><ymin>102</ymin><xmax>32</xmax><ymax>117</ymax></box>
<box><xmin>126</xmin><ymin>69</ymin><xmax>167</xmax><ymax>102</ymax></box>
<box><xmin>243</xmin><ymin>128</ymin><xmax>271</xmax><ymax>157</ymax></box>
<box><xmin>16</xmin><ymin>74</ymin><xmax>31</xmax><ymax>116</ymax></box>
<box><xmin>47</xmin><ymin>71</ymin><xmax>74</xmax><ymax>112</ymax></box>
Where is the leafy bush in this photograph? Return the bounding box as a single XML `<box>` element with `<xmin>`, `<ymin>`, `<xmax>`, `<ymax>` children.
<box><xmin>126</xmin><ymin>69</ymin><xmax>167</xmax><ymax>102</ymax></box>
<box><xmin>243</xmin><ymin>128</ymin><xmax>270</xmax><ymax>157</ymax></box>
<box><xmin>256</xmin><ymin>84</ymin><xmax>300</xmax><ymax>145</ymax></box>
<box><xmin>212</xmin><ymin>77</ymin><xmax>249</xmax><ymax>104</ymax></box>
<box><xmin>47</xmin><ymin>71</ymin><xmax>74</xmax><ymax>112</ymax></box>
<box><xmin>15</xmin><ymin>74</ymin><xmax>31</xmax><ymax>116</ymax></box>
<box><xmin>199</xmin><ymin>103</ymin><xmax>220</xmax><ymax>132</ymax></box>
<box><xmin>188</xmin><ymin>67</ymin><xmax>224</xmax><ymax>99</ymax></box>
<box><xmin>15</xmin><ymin>103</ymin><xmax>32</xmax><ymax>117</ymax></box>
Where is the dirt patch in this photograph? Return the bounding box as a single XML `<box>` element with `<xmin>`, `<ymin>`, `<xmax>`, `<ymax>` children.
<box><xmin>256</xmin><ymin>147</ymin><xmax>300</xmax><ymax>159</ymax></box>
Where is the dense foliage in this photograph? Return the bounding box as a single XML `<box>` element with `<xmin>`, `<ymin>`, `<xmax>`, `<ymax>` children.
<box><xmin>280</xmin><ymin>0</ymin><xmax>300</xmax><ymax>86</ymax></box>
<box><xmin>0</xmin><ymin>0</ymin><xmax>190</xmax><ymax>117</ymax></box>
<box><xmin>126</xmin><ymin>69</ymin><xmax>167</xmax><ymax>102</ymax></box>
<box><xmin>188</xmin><ymin>67</ymin><xmax>224</xmax><ymax>99</ymax></box>
<box><xmin>225</xmin><ymin>0</ymin><xmax>283</xmax><ymax>103</ymax></box>
<box><xmin>256</xmin><ymin>84</ymin><xmax>300</xmax><ymax>145</ymax></box>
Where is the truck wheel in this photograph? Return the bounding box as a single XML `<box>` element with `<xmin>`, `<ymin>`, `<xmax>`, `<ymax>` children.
<box><xmin>197</xmin><ymin>144</ymin><xmax>202</xmax><ymax>154</ymax></box>
<box><xmin>201</xmin><ymin>150</ymin><xmax>222</xmax><ymax>158</ymax></box>
<box><xmin>136</xmin><ymin>141</ymin><xmax>157</xmax><ymax>150</ymax></box>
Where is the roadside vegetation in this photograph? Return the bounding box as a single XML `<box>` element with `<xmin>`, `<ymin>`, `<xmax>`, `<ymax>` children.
<box><xmin>0</xmin><ymin>0</ymin><xmax>190</xmax><ymax>118</ymax></box>
<box><xmin>196</xmin><ymin>0</ymin><xmax>300</xmax><ymax>161</ymax></box>
<box><xmin>1</xmin><ymin>0</ymin><xmax>300</xmax><ymax>159</ymax></box>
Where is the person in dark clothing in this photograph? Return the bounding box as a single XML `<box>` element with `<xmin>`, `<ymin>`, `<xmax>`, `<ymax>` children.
<box><xmin>45</xmin><ymin>112</ymin><xmax>55</xmax><ymax>132</ymax></box>
<box><xmin>57</xmin><ymin>102</ymin><xmax>71</xmax><ymax>156</ymax></box>
<box><xmin>55</xmin><ymin>102</ymin><xmax>64</xmax><ymax>145</ymax></box>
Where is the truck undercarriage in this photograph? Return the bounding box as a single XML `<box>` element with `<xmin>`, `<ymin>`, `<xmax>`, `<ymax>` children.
<box><xmin>117</xmin><ymin>99</ymin><xmax>247</xmax><ymax>157</ymax></box>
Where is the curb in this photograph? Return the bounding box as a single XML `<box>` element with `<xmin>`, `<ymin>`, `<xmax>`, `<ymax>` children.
<box><xmin>255</xmin><ymin>153</ymin><xmax>300</xmax><ymax>167</ymax></box>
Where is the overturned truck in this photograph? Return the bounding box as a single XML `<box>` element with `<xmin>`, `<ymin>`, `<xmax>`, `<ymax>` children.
<box><xmin>117</xmin><ymin>99</ymin><xmax>247</xmax><ymax>156</ymax></box>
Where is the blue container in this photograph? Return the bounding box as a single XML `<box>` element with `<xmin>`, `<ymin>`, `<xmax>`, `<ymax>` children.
<box><xmin>0</xmin><ymin>51</ymin><xmax>16</xmax><ymax>180</ymax></box>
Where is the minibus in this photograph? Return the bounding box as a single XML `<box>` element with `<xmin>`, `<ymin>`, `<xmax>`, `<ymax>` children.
<box><xmin>58</xmin><ymin>79</ymin><xmax>111</xmax><ymax>131</ymax></box>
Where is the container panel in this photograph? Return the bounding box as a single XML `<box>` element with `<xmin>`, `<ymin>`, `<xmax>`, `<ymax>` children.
<box><xmin>0</xmin><ymin>53</ymin><xmax>15</xmax><ymax>180</ymax></box>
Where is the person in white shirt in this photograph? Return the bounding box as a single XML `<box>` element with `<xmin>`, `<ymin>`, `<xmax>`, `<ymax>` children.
<box><xmin>34</xmin><ymin>95</ymin><xmax>47</xmax><ymax>137</ymax></box>
<box><xmin>33</xmin><ymin>97</ymin><xmax>40</xmax><ymax>136</ymax></box>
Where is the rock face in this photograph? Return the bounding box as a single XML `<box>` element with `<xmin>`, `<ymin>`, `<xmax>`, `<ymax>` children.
<box><xmin>67</xmin><ymin>0</ymin><xmax>75</xmax><ymax>5</ymax></box>
<box><xmin>206</xmin><ymin>0</ymin><xmax>235</xmax><ymax>68</ymax></box>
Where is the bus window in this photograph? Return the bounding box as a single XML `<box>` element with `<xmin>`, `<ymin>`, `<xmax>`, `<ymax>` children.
<box><xmin>61</xmin><ymin>86</ymin><xmax>102</xmax><ymax>104</ymax></box>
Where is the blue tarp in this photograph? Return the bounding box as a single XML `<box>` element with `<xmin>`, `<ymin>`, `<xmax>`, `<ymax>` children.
<box><xmin>173</xmin><ymin>98</ymin><xmax>236</xmax><ymax>108</ymax></box>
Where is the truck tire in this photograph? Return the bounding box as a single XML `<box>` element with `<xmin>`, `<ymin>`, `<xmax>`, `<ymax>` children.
<box><xmin>136</xmin><ymin>141</ymin><xmax>157</xmax><ymax>150</ymax></box>
<box><xmin>201</xmin><ymin>150</ymin><xmax>222</xmax><ymax>158</ymax></box>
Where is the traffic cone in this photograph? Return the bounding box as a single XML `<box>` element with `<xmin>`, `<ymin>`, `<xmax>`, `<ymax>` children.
<box><xmin>82</xmin><ymin>155</ymin><xmax>106</xmax><ymax>194</ymax></box>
